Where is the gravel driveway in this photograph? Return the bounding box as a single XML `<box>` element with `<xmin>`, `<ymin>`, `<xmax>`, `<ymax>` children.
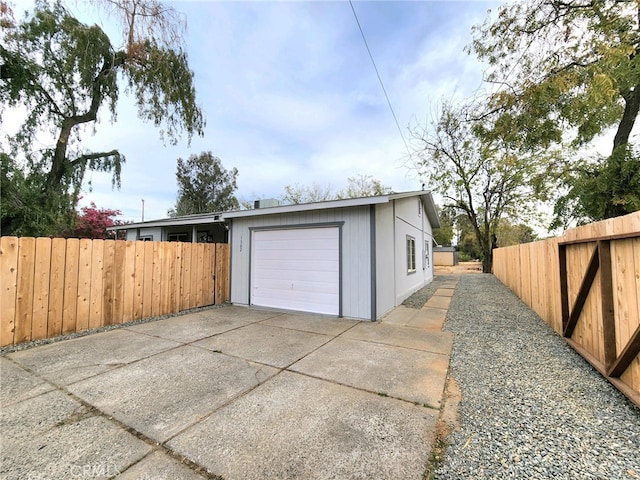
<box><xmin>437</xmin><ymin>274</ymin><xmax>640</xmax><ymax>479</ymax></box>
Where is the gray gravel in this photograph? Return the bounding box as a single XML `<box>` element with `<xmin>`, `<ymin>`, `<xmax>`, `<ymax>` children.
<box><xmin>438</xmin><ymin>274</ymin><xmax>640</xmax><ymax>480</ymax></box>
<box><xmin>402</xmin><ymin>274</ymin><xmax>459</xmax><ymax>309</ymax></box>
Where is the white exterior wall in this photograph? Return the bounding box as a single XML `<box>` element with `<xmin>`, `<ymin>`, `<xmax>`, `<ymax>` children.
<box><xmin>393</xmin><ymin>196</ymin><xmax>435</xmax><ymax>304</ymax></box>
<box><xmin>374</xmin><ymin>203</ymin><xmax>395</xmax><ymax>319</ymax></box>
<box><xmin>229</xmin><ymin>206</ymin><xmax>373</xmax><ymax>320</ymax></box>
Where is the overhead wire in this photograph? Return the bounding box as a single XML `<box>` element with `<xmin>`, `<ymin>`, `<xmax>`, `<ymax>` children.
<box><xmin>348</xmin><ymin>0</ymin><xmax>413</xmax><ymax>161</ymax></box>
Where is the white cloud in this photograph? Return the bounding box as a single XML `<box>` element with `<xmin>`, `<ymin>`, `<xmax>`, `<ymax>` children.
<box><xmin>7</xmin><ymin>0</ymin><xmax>501</xmax><ymax>223</ymax></box>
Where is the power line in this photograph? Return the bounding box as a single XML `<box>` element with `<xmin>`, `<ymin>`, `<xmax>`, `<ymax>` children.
<box><xmin>348</xmin><ymin>0</ymin><xmax>413</xmax><ymax>159</ymax></box>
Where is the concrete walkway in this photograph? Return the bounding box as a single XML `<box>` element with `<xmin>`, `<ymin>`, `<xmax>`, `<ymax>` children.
<box><xmin>1</xmin><ymin>281</ymin><xmax>459</xmax><ymax>480</ymax></box>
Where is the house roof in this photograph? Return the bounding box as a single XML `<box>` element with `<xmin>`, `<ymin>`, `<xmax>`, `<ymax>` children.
<box><xmin>224</xmin><ymin>190</ymin><xmax>441</xmax><ymax>228</ymax></box>
<box><xmin>109</xmin><ymin>190</ymin><xmax>440</xmax><ymax>230</ymax></box>
<box><xmin>109</xmin><ymin>211</ymin><xmax>225</xmax><ymax>230</ymax></box>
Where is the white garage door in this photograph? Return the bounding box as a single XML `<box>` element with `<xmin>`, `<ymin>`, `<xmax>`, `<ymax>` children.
<box><xmin>251</xmin><ymin>227</ymin><xmax>340</xmax><ymax>315</ymax></box>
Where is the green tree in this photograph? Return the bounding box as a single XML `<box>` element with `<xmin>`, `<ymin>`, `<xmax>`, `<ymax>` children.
<box><xmin>552</xmin><ymin>145</ymin><xmax>640</xmax><ymax>228</ymax></box>
<box><xmin>169</xmin><ymin>152</ymin><xmax>239</xmax><ymax>216</ymax></box>
<box><xmin>0</xmin><ymin>0</ymin><xmax>204</xmax><ymax>235</ymax></box>
<box><xmin>281</xmin><ymin>182</ymin><xmax>334</xmax><ymax>205</ymax></box>
<box><xmin>471</xmin><ymin>0</ymin><xmax>640</xmax><ymax>221</ymax></box>
<box><xmin>282</xmin><ymin>175</ymin><xmax>392</xmax><ymax>205</ymax></box>
<box><xmin>1</xmin><ymin>152</ymin><xmax>74</xmax><ymax>235</ymax></box>
<box><xmin>336</xmin><ymin>174</ymin><xmax>392</xmax><ymax>199</ymax></box>
<box><xmin>495</xmin><ymin>219</ymin><xmax>538</xmax><ymax>247</ymax></box>
<box><xmin>410</xmin><ymin>101</ymin><xmax>553</xmax><ymax>272</ymax></box>
<box><xmin>433</xmin><ymin>205</ymin><xmax>455</xmax><ymax>246</ymax></box>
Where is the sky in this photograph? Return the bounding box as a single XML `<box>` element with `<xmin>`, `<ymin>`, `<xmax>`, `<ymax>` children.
<box><xmin>7</xmin><ymin>0</ymin><xmax>502</xmax><ymax>222</ymax></box>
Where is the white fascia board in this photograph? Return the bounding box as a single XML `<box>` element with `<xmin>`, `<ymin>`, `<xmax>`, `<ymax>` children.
<box><xmin>108</xmin><ymin>215</ymin><xmax>224</xmax><ymax>231</ymax></box>
<box><xmin>222</xmin><ymin>195</ymin><xmax>391</xmax><ymax>219</ymax></box>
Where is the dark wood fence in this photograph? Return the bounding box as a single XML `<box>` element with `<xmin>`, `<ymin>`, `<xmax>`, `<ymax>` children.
<box><xmin>0</xmin><ymin>237</ymin><xmax>230</xmax><ymax>347</ymax></box>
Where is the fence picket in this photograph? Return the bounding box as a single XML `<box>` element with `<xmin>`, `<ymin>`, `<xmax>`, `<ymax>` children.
<box><xmin>15</xmin><ymin>237</ymin><xmax>36</xmax><ymax>344</ymax></box>
<box><xmin>102</xmin><ymin>240</ymin><xmax>115</xmax><ymax>326</ymax></box>
<box><xmin>0</xmin><ymin>237</ymin><xmax>19</xmax><ymax>346</ymax></box>
<box><xmin>48</xmin><ymin>238</ymin><xmax>66</xmax><ymax>338</ymax></box>
<box><xmin>123</xmin><ymin>241</ymin><xmax>136</xmax><ymax>322</ymax></box>
<box><xmin>63</xmin><ymin>239</ymin><xmax>80</xmax><ymax>334</ymax></box>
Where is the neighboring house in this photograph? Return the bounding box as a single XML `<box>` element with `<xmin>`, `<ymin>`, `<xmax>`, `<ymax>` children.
<box><xmin>434</xmin><ymin>246</ymin><xmax>459</xmax><ymax>266</ymax></box>
<box><xmin>110</xmin><ymin>190</ymin><xmax>440</xmax><ymax>321</ymax></box>
<box><xmin>117</xmin><ymin>212</ymin><xmax>228</xmax><ymax>243</ymax></box>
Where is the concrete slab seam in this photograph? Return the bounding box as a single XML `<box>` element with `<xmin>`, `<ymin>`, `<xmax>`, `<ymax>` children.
<box><xmin>3</xmin><ymin>356</ymin><xmax>225</xmax><ymax>480</ymax></box>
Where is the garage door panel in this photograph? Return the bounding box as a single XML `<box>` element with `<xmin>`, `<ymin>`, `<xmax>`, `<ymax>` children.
<box><xmin>252</xmin><ymin>290</ymin><xmax>337</xmax><ymax>313</ymax></box>
<box><xmin>256</xmin><ymin>239</ymin><xmax>336</xmax><ymax>251</ymax></box>
<box><xmin>251</xmin><ymin>228</ymin><xmax>339</xmax><ymax>315</ymax></box>
<box><xmin>253</xmin><ymin>270</ymin><xmax>337</xmax><ymax>289</ymax></box>
<box><xmin>254</xmin><ymin>278</ymin><xmax>339</xmax><ymax>294</ymax></box>
<box><xmin>254</xmin><ymin>259</ymin><xmax>338</xmax><ymax>273</ymax></box>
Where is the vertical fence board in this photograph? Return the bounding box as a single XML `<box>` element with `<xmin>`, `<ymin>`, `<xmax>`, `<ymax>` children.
<box><xmin>31</xmin><ymin>237</ymin><xmax>52</xmax><ymax>341</ymax></box>
<box><xmin>89</xmin><ymin>240</ymin><xmax>104</xmax><ymax>329</ymax></box>
<box><xmin>113</xmin><ymin>241</ymin><xmax>126</xmax><ymax>324</ymax></box>
<box><xmin>171</xmin><ymin>242</ymin><xmax>182</xmax><ymax>312</ymax></box>
<box><xmin>47</xmin><ymin>238</ymin><xmax>66</xmax><ymax>338</ymax></box>
<box><xmin>123</xmin><ymin>241</ymin><xmax>136</xmax><ymax>322</ymax></box>
<box><xmin>205</xmin><ymin>243</ymin><xmax>215</xmax><ymax>305</ymax></box>
<box><xmin>191</xmin><ymin>244</ymin><xmax>199</xmax><ymax>308</ymax></box>
<box><xmin>14</xmin><ymin>237</ymin><xmax>36</xmax><ymax>343</ymax></box>
<box><xmin>162</xmin><ymin>242</ymin><xmax>172</xmax><ymax>315</ymax></box>
<box><xmin>133</xmin><ymin>242</ymin><xmax>145</xmax><ymax>320</ymax></box>
<box><xmin>151</xmin><ymin>242</ymin><xmax>162</xmax><ymax>317</ymax></box>
<box><xmin>142</xmin><ymin>241</ymin><xmax>154</xmax><ymax>319</ymax></box>
<box><xmin>63</xmin><ymin>239</ymin><xmax>80</xmax><ymax>334</ymax></box>
<box><xmin>196</xmin><ymin>244</ymin><xmax>205</xmax><ymax>307</ymax></box>
<box><xmin>182</xmin><ymin>243</ymin><xmax>192</xmax><ymax>310</ymax></box>
<box><xmin>102</xmin><ymin>240</ymin><xmax>115</xmax><ymax>326</ymax></box>
<box><xmin>76</xmin><ymin>239</ymin><xmax>93</xmax><ymax>332</ymax></box>
<box><xmin>0</xmin><ymin>237</ymin><xmax>19</xmax><ymax>346</ymax></box>
<box><xmin>216</xmin><ymin>244</ymin><xmax>230</xmax><ymax>303</ymax></box>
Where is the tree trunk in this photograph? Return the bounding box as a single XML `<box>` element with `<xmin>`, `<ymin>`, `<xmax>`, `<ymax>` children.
<box><xmin>613</xmin><ymin>85</ymin><xmax>640</xmax><ymax>152</ymax></box>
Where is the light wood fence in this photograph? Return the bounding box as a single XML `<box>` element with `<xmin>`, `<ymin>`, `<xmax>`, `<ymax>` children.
<box><xmin>0</xmin><ymin>237</ymin><xmax>230</xmax><ymax>347</ymax></box>
<box><xmin>493</xmin><ymin>211</ymin><xmax>640</xmax><ymax>407</ymax></box>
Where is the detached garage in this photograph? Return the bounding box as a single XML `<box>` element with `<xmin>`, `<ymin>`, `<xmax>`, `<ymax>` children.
<box><xmin>225</xmin><ymin>191</ymin><xmax>440</xmax><ymax>321</ymax></box>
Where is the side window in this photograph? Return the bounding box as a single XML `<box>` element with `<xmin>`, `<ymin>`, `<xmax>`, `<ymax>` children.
<box><xmin>168</xmin><ymin>232</ymin><xmax>189</xmax><ymax>242</ymax></box>
<box><xmin>425</xmin><ymin>240</ymin><xmax>430</xmax><ymax>268</ymax></box>
<box><xmin>139</xmin><ymin>235</ymin><xmax>153</xmax><ymax>241</ymax></box>
<box><xmin>407</xmin><ymin>236</ymin><xmax>416</xmax><ymax>274</ymax></box>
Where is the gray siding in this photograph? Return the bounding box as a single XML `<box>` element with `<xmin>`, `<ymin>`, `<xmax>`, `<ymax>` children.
<box><xmin>230</xmin><ymin>207</ymin><xmax>372</xmax><ymax>320</ymax></box>
<box><xmin>375</xmin><ymin>203</ymin><xmax>395</xmax><ymax>318</ymax></box>
<box><xmin>133</xmin><ymin>227</ymin><xmax>163</xmax><ymax>241</ymax></box>
<box><xmin>393</xmin><ymin>196</ymin><xmax>435</xmax><ymax>304</ymax></box>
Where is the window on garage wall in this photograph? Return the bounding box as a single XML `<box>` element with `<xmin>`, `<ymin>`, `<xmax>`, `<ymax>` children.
<box><xmin>407</xmin><ymin>235</ymin><xmax>416</xmax><ymax>274</ymax></box>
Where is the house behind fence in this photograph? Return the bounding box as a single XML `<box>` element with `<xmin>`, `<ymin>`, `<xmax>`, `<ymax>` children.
<box><xmin>0</xmin><ymin>237</ymin><xmax>229</xmax><ymax>347</ymax></box>
<box><xmin>493</xmin><ymin>211</ymin><xmax>640</xmax><ymax>407</ymax></box>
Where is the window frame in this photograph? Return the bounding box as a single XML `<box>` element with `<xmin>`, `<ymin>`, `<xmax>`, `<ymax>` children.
<box><xmin>424</xmin><ymin>240</ymin><xmax>430</xmax><ymax>269</ymax></box>
<box><xmin>406</xmin><ymin>235</ymin><xmax>416</xmax><ymax>274</ymax></box>
<box><xmin>167</xmin><ymin>232</ymin><xmax>189</xmax><ymax>242</ymax></box>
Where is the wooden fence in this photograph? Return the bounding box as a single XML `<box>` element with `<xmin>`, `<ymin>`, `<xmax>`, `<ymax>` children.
<box><xmin>493</xmin><ymin>211</ymin><xmax>640</xmax><ymax>407</ymax></box>
<box><xmin>0</xmin><ymin>237</ymin><xmax>230</xmax><ymax>347</ymax></box>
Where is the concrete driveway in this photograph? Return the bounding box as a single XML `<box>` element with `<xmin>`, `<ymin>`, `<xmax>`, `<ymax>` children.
<box><xmin>1</xmin><ymin>300</ymin><xmax>454</xmax><ymax>480</ymax></box>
